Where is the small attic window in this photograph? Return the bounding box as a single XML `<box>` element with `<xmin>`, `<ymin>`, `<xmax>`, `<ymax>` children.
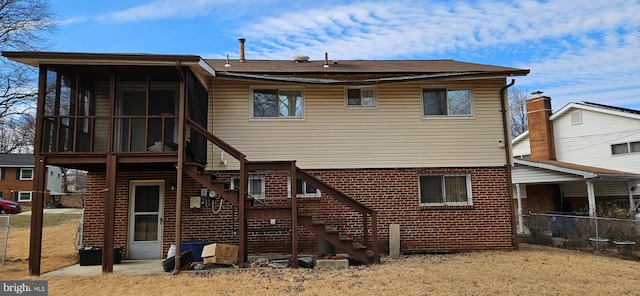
<box><xmin>571</xmin><ymin>111</ymin><xmax>582</xmax><ymax>125</ymax></box>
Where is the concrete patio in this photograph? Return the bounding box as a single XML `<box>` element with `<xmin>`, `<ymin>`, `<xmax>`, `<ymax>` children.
<box><xmin>42</xmin><ymin>260</ymin><xmax>165</xmax><ymax>276</ymax></box>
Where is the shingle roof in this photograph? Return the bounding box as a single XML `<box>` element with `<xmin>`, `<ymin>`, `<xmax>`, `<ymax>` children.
<box><xmin>0</xmin><ymin>154</ymin><xmax>34</xmax><ymax>167</ymax></box>
<box><xmin>205</xmin><ymin>59</ymin><xmax>529</xmax><ymax>75</ymax></box>
<box><xmin>514</xmin><ymin>158</ymin><xmax>640</xmax><ymax>179</ymax></box>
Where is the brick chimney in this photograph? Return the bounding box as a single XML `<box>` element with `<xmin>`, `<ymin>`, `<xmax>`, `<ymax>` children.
<box><xmin>526</xmin><ymin>91</ymin><xmax>556</xmax><ymax>160</ymax></box>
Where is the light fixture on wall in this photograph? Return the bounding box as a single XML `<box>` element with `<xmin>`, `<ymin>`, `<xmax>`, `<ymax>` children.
<box><xmin>170</xmin><ymin>183</ymin><xmax>176</xmax><ymax>190</ymax></box>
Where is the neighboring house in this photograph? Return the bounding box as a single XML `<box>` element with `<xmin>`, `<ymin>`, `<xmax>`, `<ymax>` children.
<box><xmin>0</xmin><ymin>154</ymin><xmax>65</xmax><ymax>206</ymax></box>
<box><xmin>3</xmin><ymin>44</ymin><xmax>529</xmax><ymax>275</ymax></box>
<box><xmin>511</xmin><ymin>92</ymin><xmax>640</xmax><ymax>232</ymax></box>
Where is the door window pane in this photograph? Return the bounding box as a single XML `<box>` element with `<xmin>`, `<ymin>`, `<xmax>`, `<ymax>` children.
<box><xmin>134</xmin><ymin>186</ymin><xmax>160</xmax><ymax>212</ymax></box>
<box><xmin>133</xmin><ymin>214</ymin><xmax>158</xmax><ymax>241</ymax></box>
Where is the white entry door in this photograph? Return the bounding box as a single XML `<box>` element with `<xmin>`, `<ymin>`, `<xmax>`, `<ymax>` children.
<box><xmin>129</xmin><ymin>182</ymin><xmax>163</xmax><ymax>259</ymax></box>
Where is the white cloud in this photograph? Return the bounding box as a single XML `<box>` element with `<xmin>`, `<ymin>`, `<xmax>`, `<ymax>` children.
<box><xmin>236</xmin><ymin>0</ymin><xmax>640</xmax><ymax>109</ymax></box>
<box><xmin>95</xmin><ymin>0</ymin><xmax>228</xmax><ymax>23</ymax></box>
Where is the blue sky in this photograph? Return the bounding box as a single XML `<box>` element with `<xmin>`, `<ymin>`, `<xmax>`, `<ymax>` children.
<box><xmin>52</xmin><ymin>0</ymin><xmax>640</xmax><ymax>110</ymax></box>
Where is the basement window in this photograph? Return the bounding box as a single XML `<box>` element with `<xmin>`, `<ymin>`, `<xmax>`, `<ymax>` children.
<box><xmin>287</xmin><ymin>177</ymin><xmax>321</xmax><ymax>198</ymax></box>
<box><xmin>232</xmin><ymin>176</ymin><xmax>265</xmax><ymax>199</ymax></box>
<box><xmin>419</xmin><ymin>174</ymin><xmax>473</xmax><ymax>206</ymax></box>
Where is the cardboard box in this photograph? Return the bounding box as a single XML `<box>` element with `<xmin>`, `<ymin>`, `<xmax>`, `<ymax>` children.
<box><xmin>202</xmin><ymin>243</ymin><xmax>238</xmax><ymax>265</ymax></box>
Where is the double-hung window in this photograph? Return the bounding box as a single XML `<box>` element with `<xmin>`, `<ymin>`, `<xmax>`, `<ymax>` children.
<box><xmin>20</xmin><ymin>168</ymin><xmax>34</xmax><ymax>180</ymax></box>
<box><xmin>18</xmin><ymin>191</ymin><xmax>32</xmax><ymax>202</ymax></box>
<box><xmin>419</xmin><ymin>174</ymin><xmax>472</xmax><ymax>206</ymax></box>
<box><xmin>253</xmin><ymin>88</ymin><xmax>303</xmax><ymax>118</ymax></box>
<box><xmin>346</xmin><ymin>88</ymin><xmax>376</xmax><ymax>107</ymax></box>
<box><xmin>422</xmin><ymin>88</ymin><xmax>472</xmax><ymax>117</ymax></box>
<box><xmin>232</xmin><ymin>176</ymin><xmax>265</xmax><ymax>199</ymax></box>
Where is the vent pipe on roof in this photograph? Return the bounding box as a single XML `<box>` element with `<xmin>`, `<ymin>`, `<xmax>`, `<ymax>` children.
<box><xmin>238</xmin><ymin>38</ymin><xmax>246</xmax><ymax>63</ymax></box>
<box><xmin>324</xmin><ymin>52</ymin><xmax>330</xmax><ymax>68</ymax></box>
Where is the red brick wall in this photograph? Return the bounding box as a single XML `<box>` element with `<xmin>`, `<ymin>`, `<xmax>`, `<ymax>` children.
<box><xmin>526</xmin><ymin>95</ymin><xmax>556</xmax><ymax>161</ymax></box>
<box><xmin>83</xmin><ymin>166</ymin><xmax>514</xmax><ymax>258</ymax></box>
<box><xmin>0</xmin><ymin>167</ymin><xmax>34</xmax><ymax>204</ymax></box>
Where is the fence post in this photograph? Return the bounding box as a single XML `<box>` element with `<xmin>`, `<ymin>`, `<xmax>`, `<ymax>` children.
<box><xmin>2</xmin><ymin>215</ymin><xmax>10</xmax><ymax>265</ymax></box>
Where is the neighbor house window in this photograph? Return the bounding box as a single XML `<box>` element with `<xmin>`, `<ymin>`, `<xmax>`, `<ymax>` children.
<box><xmin>419</xmin><ymin>174</ymin><xmax>472</xmax><ymax>206</ymax></box>
<box><xmin>253</xmin><ymin>89</ymin><xmax>303</xmax><ymax>118</ymax></box>
<box><xmin>422</xmin><ymin>88</ymin><xmax>472</xmax><ymax>116</ymax></box>
<box><xmin>612</xmin><ymin>141</ymin><xmax>640</xmax><ymax>155</ymax></box>
<box><xmin>20</xmin><ymin>168</ymin><xmax>33</xmax><ymax>180</ymax></box>
<box><xmin>288</xmin><ymin>178</ymin><xmax>320</xmax><ymax>198</ymax></box>
<box><xmin>232</xmin><ymin>176</ymin><xmax>265</xmax><ymax>199</ymax></box>
<box><xmin>346</xmin><ymin>88</ymin><xmax>376</xmax><ymax>107</ymax></box>
<box><xmin>18</xmin><ymin>191</ymin><xmax>32</xmax><ymax>202</ymax></box>
<box><xmin>571</xmin><ymin>111</ymin><xmax>582</xmax><ymax>125</ymax></box>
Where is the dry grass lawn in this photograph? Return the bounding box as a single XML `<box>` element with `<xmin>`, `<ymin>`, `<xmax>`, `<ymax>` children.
<box><xmin>1</xmin><ymin>217</ymin><xmax>639</xmax><ymax>295</ymax></box>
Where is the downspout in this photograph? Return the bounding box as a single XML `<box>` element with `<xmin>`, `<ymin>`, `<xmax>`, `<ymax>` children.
<box><xmin>173</xmin><ymin>61</ymin><xmax>186</xmax><ymax>274</ymax></box>
<box><xmin>500</xmin><ymin>79</ymin><xmax>518</xmax><ymax>249</ymax></box>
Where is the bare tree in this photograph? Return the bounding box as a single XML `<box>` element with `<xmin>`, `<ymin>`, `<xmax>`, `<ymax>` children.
<box><xmin>509</xmin><ymin>86</ymin><xmax>529</xmax><ymax>138</ymax></box>
<box><xmin>61</xmin><ymin>168</ymin><xmax>87</xmax><ymax>193</ymax></box>
<box><xmin>0</xmin><ymin>0</ymin><xmax>56</xmax><ymax>152</ymax></box>
<box><xmin>0</xmin><ymin>113</ymin><xmax>34</xmax><ymax>153</ymax></box>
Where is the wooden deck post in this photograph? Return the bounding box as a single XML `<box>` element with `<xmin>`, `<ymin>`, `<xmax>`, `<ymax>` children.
<box><xmin>290</xmin><ymin>161</ymin><xmax>298</xmax><ymax>268</ymax></box>
<box><xmin>238</xmin><ymin>160</ymin><xmax>247</xmax><ymax>267</ymax></box>
<box><xmin>28</xmin><ymin>66</ymin><xmax>48</xmax><ymax>276</ymax></box>
<box><xmin>102</xmin><ymin>154</ymin><xmax>116</xmax><ymax>273</ymax></box>
<box><xmin>173</xmin><ymin>64</ymin><xmax>187</xmax><ymax>274</ymax></box>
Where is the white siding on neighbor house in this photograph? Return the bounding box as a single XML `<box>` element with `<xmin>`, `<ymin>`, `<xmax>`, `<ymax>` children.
<box><xmin>46</xmin><ymin>166</ymin><xmax>64</xmax><ymax>193</ymax></box>
<box><xmin>553</xmin><ymin>108</ymin><xmax>640</xmax><ymax>174</ymax></box>
<box><xmin>512</xmin><ymin>136</ymin><xmax>530</xmax><ymax>158</ymax></box>
<box><xmin>209</xmin><ymin>78</ymin><xmax>510</xmax><ymax>170</ymax></box>
<box><xmin>511</xmin><ymin>165</ymin><xmax>583</xmax><ymax>184</ymax></box>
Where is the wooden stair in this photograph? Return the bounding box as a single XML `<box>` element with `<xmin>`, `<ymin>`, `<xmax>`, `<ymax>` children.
<box><xmin>183</xmin><ymin>120</ymin><xmax>379</xmax><ymax>267</ymax></box>
<box><xmin>298</xmin><ymin>214</ymin><xmax>375</xmax><ymax>265</ymax></box>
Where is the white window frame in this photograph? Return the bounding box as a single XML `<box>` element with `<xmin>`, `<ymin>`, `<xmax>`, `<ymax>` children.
<box><xmin>20</xmin><ymin>168</ymin><xmax>34</xmax><ymax>180</ymax></box>
<box><xmin>250</xmin><ymin>87</ymin><xmax>304</xmax><ymax>120</ymax></box>
<box><xmin>18</xmin><ymin>191</ymin><xmax>32</xmax><ymax>202</ymax></box>
<box><xmin>611</xmin><ymin>141</ymin><xmax>640</xmax><ymax>155</ymax></box>
<box><xmin>345</xmin><ymin>87</ymin><xmax>377</xmax><ymax>108</ymax></box>
<box><xmin>421</xmin><ymin>86</ymin><xmax>474</xmax><ymax>118</ymax></box>
<box><xmin>571</xmin><ymin>111</ymin><xmax>582</xmax><ymax>125</ymax></box>
<box><xmin>231</xmin><ymin>176</ymin><xmax>265</xmax><ymax>199</ymax></box>
<box><xmin>418</xmin><ymin>174</ymin><xmax>473</xmax><ymax>206</ymax></box>
<box><xmin>287</xmin><ymin>177</ymin><xmax>321</xmax><ymax>198</ymax></box>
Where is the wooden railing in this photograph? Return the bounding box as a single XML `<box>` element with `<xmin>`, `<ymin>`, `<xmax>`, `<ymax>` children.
<box><xmin>296</xmin><ymin>167</ymin><xmax>379</xmax><ymax>263</ymax></box>
<box><xmin>186</xmin><ymin>118</ymin><xmax>379</xmax><ymax>264</ymax></box>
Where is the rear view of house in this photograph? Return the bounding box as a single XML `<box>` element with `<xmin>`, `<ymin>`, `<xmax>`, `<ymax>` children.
<box><xmin>3</xmin><ymin>43</ymin><xmax>529</xmax><ymax>275</ymax></box>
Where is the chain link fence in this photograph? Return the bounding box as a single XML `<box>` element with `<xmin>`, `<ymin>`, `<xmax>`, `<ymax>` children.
<box><xmin>1</xmin><ymin>215</ymin><xmax>10</xmax><ymax>264</ymax></box>
<box><xmin>524</xmin><ymin>213</ymin><xmax>640</xmax><ymax>258</ymax></box>
<box><xmin>4</xmin><ymin>210</ymin><xmax>82</xmax><ymax>271</ymax></box>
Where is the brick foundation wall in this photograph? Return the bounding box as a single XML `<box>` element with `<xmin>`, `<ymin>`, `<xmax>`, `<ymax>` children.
<box><xmin>84</xmin><ymin>166</ymin><xmax>514</xmax><ymax>258</ymax></box>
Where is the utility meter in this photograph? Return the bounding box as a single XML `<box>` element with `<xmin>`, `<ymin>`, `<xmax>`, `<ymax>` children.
<box><xmin>208</xmin><ymin>191</ymin><xmax>217</xmax><ymax>198</ymax></box>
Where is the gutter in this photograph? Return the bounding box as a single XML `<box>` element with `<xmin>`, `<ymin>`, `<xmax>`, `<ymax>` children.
<box><xmin>500</xmin><ymin>79</ymin><xmax>518</xmax><ymax>250</ymax></box>
<box><xmin>217</xmin><ymin>71</ymin><xmax>522</xmax><ymax>85</ymax></box>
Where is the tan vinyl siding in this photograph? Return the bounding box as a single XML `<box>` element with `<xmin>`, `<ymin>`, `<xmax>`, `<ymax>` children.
<box><xmin>210</xmin><ymin>78</ymin><xmax>508</xmax><ymax>170</ymax></box>
<box><xmin>94</xmin><ymin>81</ymin><xmax>110</xmax><ymax>152</ymax></box>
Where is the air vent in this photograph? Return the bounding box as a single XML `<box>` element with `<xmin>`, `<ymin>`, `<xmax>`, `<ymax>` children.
<box><xmin>293</xmin><ymin>55</ymin><xmax>309</xmax><ymax>63</ymax></box>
